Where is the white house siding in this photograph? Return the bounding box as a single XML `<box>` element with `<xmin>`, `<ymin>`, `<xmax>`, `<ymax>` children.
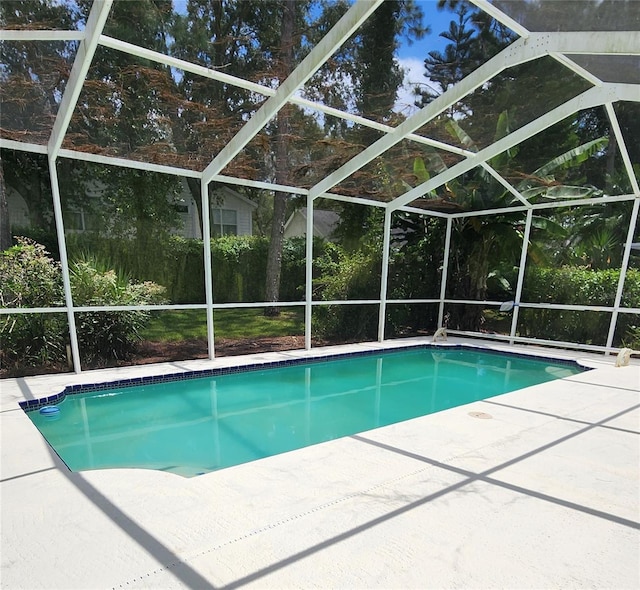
<box><xmin>5</xmin><ymin>177</ymin><xmax>256</xmax><ymax>240</ymax></box>
<box><xmin>178</xmin><ymin>185</ymin><xmax>256</xmax><ymax>239</ymax></box>
<box><xmin>6</xmin><ymin>188</ymin><xmax>31</xmax><ymax>229</ymax></box>
<box><xmin>283</xmin><ymin>208</ymin><xmax>339</xmax><ymax>240</ymax></box>
<box><xmin>283</xmin><ymin>213</ymin><xmax>308</xmax><ymax>239</ymax></box>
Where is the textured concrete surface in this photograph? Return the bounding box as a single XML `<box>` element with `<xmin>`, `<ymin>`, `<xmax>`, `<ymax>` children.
<box><xmin>1</xmin><ymin>338</ymin><xmax>639</xmax><ymax>589</ymax></box>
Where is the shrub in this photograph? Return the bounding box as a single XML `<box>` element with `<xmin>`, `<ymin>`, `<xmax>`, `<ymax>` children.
<box><xmin>281</xmin><ymin>236</ymin><xmax>308</xmax><ymax>301</ymax></box>
<box><xmin>520</xmin><ymin>266</ymin><xmax>640</xmax><ymax>345</ymax></box>
<box><xmin>622</xmin><ymin>323</ymin><xmax>640</xmax><ymax>350</ymax></box>
<box><xmin>211</xmin><ymin>235</ymin><xmax>269</xmax><ymax>302</ymax></box>
<box><xmin>65</xmin><ymin>233</ymin><xmax>312</xmax><ymax>304</ymax></box>
<box><xmin>312</xmin><ymin>244</ymin><xmax>381</xmax><ymax>342</ymax></box>
<box><xmin>0</xmin><ymin>239</ymin><xmax>166</xmax><ymax>374</ymax></box>
<box><xmin>70</xmin><ymin>256</ymin><xmax>167</xmax><ymax>365</ymax></box>
<box><xmin>0</xmin><ymin>238</ymin><xmax>67</xmax><ymax>370</ymax></box>
<box><xmin>66</xmin><ymin>233</ymin><xmax>204</xmax><ymax>304</ymax></box>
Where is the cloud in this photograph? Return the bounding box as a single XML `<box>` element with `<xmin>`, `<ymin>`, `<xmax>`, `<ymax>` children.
<box><xmin>394</xmin><ymin>57</ymin><xmax>436</xmax><ymax>117</ymax></box>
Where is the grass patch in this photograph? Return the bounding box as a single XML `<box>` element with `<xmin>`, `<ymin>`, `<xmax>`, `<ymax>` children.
<box><xmin>141</xmin><ymin>308</ymin><xmax>304</xmax><ymax>342</ymax></box>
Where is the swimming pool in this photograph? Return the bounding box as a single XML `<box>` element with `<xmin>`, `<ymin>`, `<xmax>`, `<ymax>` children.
<box><xmin>23</xmin><ymin>346</ymin><xmax>584</xmax><ymax>477</ymax></box>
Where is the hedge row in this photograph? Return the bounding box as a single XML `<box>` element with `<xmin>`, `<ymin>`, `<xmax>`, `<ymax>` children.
<box><xmin>62</xmin><ymin>234</ymin><xmax>319</xmax><ymax>304</ymax></box>
<box><xmin>10</xmin><ymin>230</ymin><xmax>640</xmax><ymax>348</ymax></box>
<box><xmin>1</xmin><ymin>239</ymin><xmax>167</xmax><ymax>373</ymax></box>
<box><xmin>519</xmin><ymin>266</ymin><xmax>640</xmax><ymax>347</ymax></box>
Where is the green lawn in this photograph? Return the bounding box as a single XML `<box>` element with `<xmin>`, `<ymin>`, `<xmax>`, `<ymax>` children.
<box><xmin>141</xmin><ymin>308</ymin><xmax>304</xmax><ymax>341</ymax></box>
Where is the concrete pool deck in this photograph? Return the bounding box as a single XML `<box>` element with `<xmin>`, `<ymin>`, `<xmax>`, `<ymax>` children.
<box><xmin>1</xmin><ymin>337</ymin><xmax>639</xmax><ymax>589</ymax></box>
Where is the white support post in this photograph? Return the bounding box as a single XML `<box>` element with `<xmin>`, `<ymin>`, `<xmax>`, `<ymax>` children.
<box><xmin>377</xmin><ymin>208</ymin><xmax>393</xmax><ymax>342</ymax></box>
<box><xmin>438</xmin><ymin>217</ymin><xmax>453</xmax><ymax>328</ymax></box>
<box><xmin>201</xmin><ymin>0</ymin><xmax>382</xmax><ymax>184</ymax></box>
<box><xmin>605</xmin><ymin>197</ymin><xmax>640</xmax><ymax>351</ymax></box>
<box><xmin>41</xmin><ymin>0</ymin><xmax>112</xmax><ymax>373</ymax></box>
<box><xmin>604</xmin><ymin>102</ymin><xmax>639</xmax><ymax>353</ymax></box>
<box><xmin>510</xmin><ymin>208</ymin><xmax>534</xmax><ymax>342</ymax></box>
<box><xmin>48</xmin><ymin>155</ymin><xmax>82</xmax><ymax>373</ymax></box>
<box><xmin>305</xmin><ymin>194</ymin><xmax>314</xmax><ymax>350</ymax></box>
<box><xmin>201</xmin><ymin>180</ymin><xmax>216</xmax><ymax>359</ymax></box>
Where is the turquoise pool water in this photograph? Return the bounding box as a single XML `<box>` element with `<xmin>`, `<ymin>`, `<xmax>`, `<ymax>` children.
<box><xmin>26</xmin><ymin>347</ymin><xmax>582</xmax><ymax>477</ymax></box>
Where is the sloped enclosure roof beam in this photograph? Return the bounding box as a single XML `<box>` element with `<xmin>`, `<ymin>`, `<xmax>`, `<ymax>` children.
<box><xmin>0</xmin><ymin>139</ymin><xmax>48</xmax><ymax>154</ymax></box>
<box><xmin>99</xmin><ymin>35</ymin><xmax>273</xmax><ymax>98</ymax></box>
<box><xmin>479</xmin><ymin>163</ymin><xmax>531</xmax><ymax>208</ymax></box>
<box><xmin>550</xmin><ymin>53</ymin><xmax>605</xmax><ymax>88</ymax></box>
<box><xmin>389</xmin><ymin>83</ymin><xmax>635</xmax><ymax>211</ymax></box>
<box><xmin>309</xmin><ymin>31</ymin><xmax>639</xmax><ymax>201</ymax></box>
<box><xmin>48</xmin><ymin>0</ymin><xmax>113</xmax><ymax>157</ymax></box>
<box><xmin>98</xmin><ymin>35</ymin><xmax>470</xmax><ymax>159</ymax></box>
<box><xmin>200</xmin><ymin>0</ymin><xmax>383</xmax><ymax>185</ymax></box>
<box><xmin>468</xmin><ymin>0</ymin><xmax>531</xmax><ymax>39</ymax></box>
<box><xmin>56</xmin><ymin>149</ymin><xmax>202</xmax><ymax>178</ymax></box>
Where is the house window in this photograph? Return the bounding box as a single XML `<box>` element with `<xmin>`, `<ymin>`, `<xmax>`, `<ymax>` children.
<box><xmin>211</xmin><ymin>208</ymin><xmax>237</xmax><ymax>237</ymax></box>
<box><xmin>65</xmin><ymin>209</ymin><xmax>99</xmax><ymax>231</ymax></box>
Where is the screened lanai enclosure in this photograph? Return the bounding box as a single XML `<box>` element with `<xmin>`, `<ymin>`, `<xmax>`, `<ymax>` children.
<box><xmin>1</xmin><ymin>0</ymin><xmax>639</xmax><ymax>376</ymax></box>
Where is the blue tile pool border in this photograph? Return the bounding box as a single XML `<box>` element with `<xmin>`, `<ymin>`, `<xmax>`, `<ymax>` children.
<box><xmin>19</xmin><ymin>344</ymin><xmax>589</xmax><ymax>412</ymax></box>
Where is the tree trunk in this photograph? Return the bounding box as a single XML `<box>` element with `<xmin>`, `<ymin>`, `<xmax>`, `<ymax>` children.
<box><xmin>265</xmin><ymin>190</ymin><xmax>288</xmax><ymax>316</ymax></box>
<box><xmin>185</xmin><ymin>177</ymin><xmax>204</xmax><ymax>238</ymax></box>
<box><xmin>264</xmin><ymin>0</ymin><xmax>295</xmax><ymax>317</ymax></box>
<box><xmin>449</xmin><ymin>223</ymin><xmax>495</xmax><ymax>331</ymax></box>
<box><xmin>0</xmin><ymin>156</ymin><xmax>12</xmax><ymax>251</ymax></box>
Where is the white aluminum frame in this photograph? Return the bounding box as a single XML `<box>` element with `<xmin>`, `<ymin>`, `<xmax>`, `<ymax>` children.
<box><xmin>2</xmin><ymin>2</ymin><xmax>639</xmax><ymax>372</ymax></box>
<box><xmin>201</xmin><ymin>0</ymin><xmax>383</xmax><ymax>185</ymax></box>
<box><xmin>47</xmin><ymin>0</ymin><xmax>114</xmax><ymax>372</ymax></box>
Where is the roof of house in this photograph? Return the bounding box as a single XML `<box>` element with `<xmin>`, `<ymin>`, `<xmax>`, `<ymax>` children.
<box><xmin>212</xmin><ymin>186</ymin><xmax>259</xmax><ymax>209</ymax></box>
<box><xmin>285</xmin><ymin>208</ymin><xmax>340</xmax><ymax>238</ymax></box>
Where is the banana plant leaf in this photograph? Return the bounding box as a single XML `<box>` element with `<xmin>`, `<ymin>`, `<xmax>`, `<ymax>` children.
<box><xmin>445</xmin><ymin>118</ymin><xmax>478</xmax><ymax>152</ymax></box>
<box><xmin>531</xmin><ymin>137</ymin><xmax>608</xmax><ymax>178</ymax></box>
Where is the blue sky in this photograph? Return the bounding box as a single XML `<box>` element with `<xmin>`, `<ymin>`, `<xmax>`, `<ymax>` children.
<box><xmin>397</xmin><ymin>1</ymin><xmax>456</xmax><ymax>61</ymax></box>
<box><xmin>170</xmin><ymin>0</ymin><xmax>457</xmax><ymax>115</ymax></box>
<box><xmin>395</xmin><ymin>1</ymin><xmax>459</xmax><ymax>115</ymax></box>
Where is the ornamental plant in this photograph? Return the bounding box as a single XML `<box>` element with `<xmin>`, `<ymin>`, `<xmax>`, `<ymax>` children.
<box><xmin>69</xmin><ymin>256</ymin><xmax>167</xmax><ymax>365</ymax></box>
<box><xmin>0</xmin><ymin>239</ymin><xmax>167</xmax><ymax>375</ymax></box>
<box><xmin>0</xmin><ymin>238</ymin><xmax>66</xmax><ymax>371</ymax></box>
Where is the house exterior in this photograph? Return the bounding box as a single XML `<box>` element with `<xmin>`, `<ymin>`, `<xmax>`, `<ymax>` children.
<box><xmin>174</xmin><ymin>184</ymin><xmax>257</xmax><ymax>239</ymax></box>
<box><xmin>283</xmin><ymin>208</ymin><xmax>340</xmax><ymax>240</ymax></box>
<box><xmin>6</xmin><ymin>186</ymin><xmax>30</xmax><ymax>230</ymax></box>
<box><xmin>6</xmin><ymin>181</ymin><xmax>257</xmax><ymax>240</ymax></box>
